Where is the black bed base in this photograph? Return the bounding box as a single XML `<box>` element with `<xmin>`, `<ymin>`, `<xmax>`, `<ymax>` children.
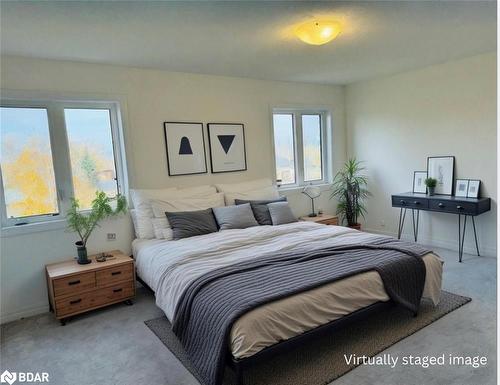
<box><xmin>228</xmin><ymin>301</ymin><xmax>394</xmax><ymax>385</ymax></box>
<box><xmin>136</xmin><ymin>274</ymin><xmax>394</xmax><ymax>385</ymax></box>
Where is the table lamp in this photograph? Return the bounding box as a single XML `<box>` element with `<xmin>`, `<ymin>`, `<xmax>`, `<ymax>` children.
<box><xmin>302</xmin><ymin>186</ymin><xmax>321</xmax><ymax>217</ymax></box>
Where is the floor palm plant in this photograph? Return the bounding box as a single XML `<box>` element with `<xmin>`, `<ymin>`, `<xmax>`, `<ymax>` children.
<box><xmin>330</xmin><ymin>158</ymin><xmax>371</xmax><ymax>228</ymax></box>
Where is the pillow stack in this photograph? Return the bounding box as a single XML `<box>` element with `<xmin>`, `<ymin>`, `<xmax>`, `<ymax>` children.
<box><xmin>129</xmin><ymin>178</ymin><xmax>296</xmax><ymax>241</ymax></box>
<box><xmin>215</xmin><ymin>178</ymin><xmax>279</xmax><ymax>205</ymax></box>
<box><xmin>129</xmin><ymin>185</ymin><xmax>223</xmax><ymax>239</ymax></box>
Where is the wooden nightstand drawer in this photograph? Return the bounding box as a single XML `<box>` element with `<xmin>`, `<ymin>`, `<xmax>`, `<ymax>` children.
<box><xmin>94</xmin><ymin>281</ymin><xmax>135</xmax><ymax>305</ymax></box>
<box><xmin>53</xmin><ymin>272</ymin><xmax>96</xmax><ymax>297</ymax></box>
<box><xmin>55</xmin><ymin>291</ymin><xmax>96</xmax><ymax>316</ymax></box>
<box><xmin>96</xmin><ymin>263</ymin><xmax>133</xmax><ymax>286</ymax></box>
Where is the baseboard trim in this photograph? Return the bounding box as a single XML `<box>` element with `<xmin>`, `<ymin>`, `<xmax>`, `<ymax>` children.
<box><xmin>1</xmin><ymin>304</ymin><xmax>49</xmax><ymax>325</ymax></box>
<box><xmin>364</xmin><ymin>227</ymin><xmax>497</xmax><ymax>257</ymax></box>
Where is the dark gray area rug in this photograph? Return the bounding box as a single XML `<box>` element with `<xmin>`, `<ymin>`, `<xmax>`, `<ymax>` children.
<box><xmin>145</xmin><ymin>291</ymin><xmax>470</xmax><ymax>385</ymax></box>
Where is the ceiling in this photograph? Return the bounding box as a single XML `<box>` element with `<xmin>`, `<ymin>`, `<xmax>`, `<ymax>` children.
<box><xmin>0</xmin><ymin>1</ymin><xmax>496</xmax><ymax>85</ymax></box>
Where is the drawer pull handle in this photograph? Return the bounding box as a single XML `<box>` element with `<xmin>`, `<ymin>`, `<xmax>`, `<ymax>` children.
<box><xmin>111</xmin><ymin>271</ymin><xmax>122</xmax><ymax>276</ymax></box>
<box><xmin>438</xmin><ymin>203</ymin><xmax>445</xmax><ymax>208</ymax></box>
<box><xmin>113</xmin><ymin>288</ymin><xmax>123</xmax><ymax>293</ymax></box>
<box><xmin>400</xmin><ymin>200</ymin><xmax>406</xmax><ymax>205</ymax></box>
<box><xmin>68</xmin><ymin>280</ymin><xmax>81</xmax><ymax>286</ymax></box>
<box><xmin>457</xmin><ymin>205</ymin><xmax>464</xmax><ymax>210</ymax></box>
<box><xmin>70</xmin><ymin>299</ymin><xmax>82</xmax><ymax>305</ymax></box>
<box><xmin>413</xmin><ymin>201</ymin><xmax>420</xmax><ymax>205</ymax></box>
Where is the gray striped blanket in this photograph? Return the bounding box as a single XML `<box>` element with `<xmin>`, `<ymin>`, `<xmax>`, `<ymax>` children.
<box><xmin>172</xmin><ymin>236</ymin><xmax>430</xmax><ymax>385</ymax></box>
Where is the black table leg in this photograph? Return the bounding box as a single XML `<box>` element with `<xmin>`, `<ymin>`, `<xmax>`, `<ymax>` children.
<box><xmin>397</xmin><ymin>208</ymin><xmax>407</xmax><ymax>239</ymax></box>
<box><xmin>471</xmin><ymin>216</ymin><xmax>480</xmax><ymax>256</ymax></box>
<box><xmin>411</xmin><ymin>209</ymin><xmax>419</xmax><ymax>242</ymax></box>
<box><xmin>458</xmin><ymin>214</ymin><xmax>468</xmax><ymax>263</ymax></box>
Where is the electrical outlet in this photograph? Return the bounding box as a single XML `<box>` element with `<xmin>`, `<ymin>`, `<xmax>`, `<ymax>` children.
<box><xmin>107</xmin><ymin>233</ymin><xmax>116</xmax><ymax>241</ymax></box>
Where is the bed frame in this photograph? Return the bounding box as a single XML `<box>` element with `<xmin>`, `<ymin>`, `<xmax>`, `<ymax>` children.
<box><xmin>227</xmin><ymin>300</ymin><xmax>393</xmax><ymax>385</ymax></box>
<box><xmin>137</xmin><ymin>275</ymin><xmax>395</xmax><ymax>385</ymax></box>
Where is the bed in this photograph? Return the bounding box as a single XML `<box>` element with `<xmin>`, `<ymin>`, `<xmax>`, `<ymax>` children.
<box><xmin>133</xmin><ymin>221</ymin><xmax>443</xmax><ymax>385</ymax></box>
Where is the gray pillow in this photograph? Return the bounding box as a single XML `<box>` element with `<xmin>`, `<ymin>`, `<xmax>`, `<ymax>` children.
<box><xmin>267</xmin><ymin>201</ymin><xmax>297</xmax><ymax>225</ymax></box>
<box><xmin>165</xmin><ymin>208</ymin><xmax>218</xmax><ymax>240</ymax></box>
<box><xmin>235</xmin><ymin>197</ymin><xmax>287</xmax><ymax>225</ymax></box>
<box><xmin>212</xmin><ymin>203</ymin><xmax>259</xmax><ymax>230</ymax></box>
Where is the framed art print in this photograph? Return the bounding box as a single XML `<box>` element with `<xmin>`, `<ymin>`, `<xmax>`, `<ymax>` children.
<box><xmin>207</xmin><ymin>123</ymin><xmax>247</xmax><ymax>173</ymax></box>
<box><xmin>413</xmin><ymin>171</ymin><xmax>427</xmax><ymax>193</ymax></box>
<box><xmin>427</xmin><ymin>156</ymin><xmax>454</xmax><ymax>195</ymax></box>
<box><xmin>467</xmin><ymin>180</ymin><xmax>480</xmax><ymax>198</ymax></box>
<box><xmin>455</xmin><ymin>179</ymin><xmax>469</xmax><ymax>198</ymax></box>
<box><xmin>163</xmin><ymin>122</ymin><xmax>207</xmax><ymax>176</ymax></box>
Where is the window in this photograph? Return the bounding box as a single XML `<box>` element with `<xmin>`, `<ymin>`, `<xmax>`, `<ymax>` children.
<box><xmin>0</xmin><ymin>98</ymin><xmax>125</xmax><ymax>227</ymax></box>
<box><xmin>272</xmin><ymin>109</ymin><xmax>329</xmax><ymax>187</ymax></box>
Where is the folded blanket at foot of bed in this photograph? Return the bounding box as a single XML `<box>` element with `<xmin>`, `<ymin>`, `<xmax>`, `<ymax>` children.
<box><xmin>172</xmin><ymin>237</ymin><xmax>430</xmax><ymax>385</ymax></box>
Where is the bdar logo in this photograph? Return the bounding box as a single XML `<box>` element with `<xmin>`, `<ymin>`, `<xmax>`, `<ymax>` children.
<box><xmin>0</xmin><ymin>370</ymin><xmax>16</xmax><ymax>385</ymax></box>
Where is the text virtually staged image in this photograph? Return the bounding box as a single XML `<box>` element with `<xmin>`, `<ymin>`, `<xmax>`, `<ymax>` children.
<box><xmin>0</xmin><ymin>1</ymin><xmax>497</xmax><ymax>385</ymax></box>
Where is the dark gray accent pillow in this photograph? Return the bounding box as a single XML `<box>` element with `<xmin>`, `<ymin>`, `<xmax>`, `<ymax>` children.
<box><xmin>165</xmin><ymin>208</ymin><xmax>218</xmax><ymax>240</ymax></box>
<box><xmin>267</xmin><ymin>201</ymin><xmax>297</xmax><ymax>225</ymax></box>
<box><xmin>234</xmin><ymin>197</ymin><xmax>287</xmax><ymax>225</ymax></box>
<box><xmin>212</xmin><ymin>203</ymin><xmax>259</xmax><ymax>230</ymax></box>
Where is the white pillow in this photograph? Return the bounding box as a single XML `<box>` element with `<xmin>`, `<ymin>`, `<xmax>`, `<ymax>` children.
<box><xmin>215</xmin><ymin>178</ymin><xmax>272</xmax><ymax>193</ymax></box>
<box><xmin>150</xmin><ymin>193</ymin><xmax>225</xmax><ymax>218</ymax></box>
<box><xmin>130</xmin><ymin>188</ymin><xmax>177</xmax><ymax>217</ymax></box>
<box><xmin>151</xmin><ymin>217</ymin><xmax>174</xmax><ymax>240</ymax></box>
<box><xmin>130</xmin><ymin>185</ymin><xmax>217</xmax><ymax>216</ymax></box>
<box><xmin>150</xmin><ymin>193</ymin><xmax>225</xmax><ymax>239</ymax></box>
<box><xmin>224</xmin><ymin>185</ymin><xmax>279</xmax><ymax>206</ymax></box>
<box><xmin>130</xmin><ymin>209</ymin><xmax>155</xmax><ymax>239</ymax></box>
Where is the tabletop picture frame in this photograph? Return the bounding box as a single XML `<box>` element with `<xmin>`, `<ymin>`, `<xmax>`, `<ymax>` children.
<box><xmin>427</xmin><ymin>156</ymin><xmax>455</xmax><ymax>195</ymax></box>
<box><xmin>467</xmin><ymin>180</ymin><xmax>481</xmax><ymax>198</ymax></box>
<box><xmin>455</xmin><ymin>179</ymin><xmax>469</xmax><ymax>198</ymax></box>
<box><xmin>413</xmin><ymin>171</ymin><xmax>427</xmax><ymax>193</ymax></box>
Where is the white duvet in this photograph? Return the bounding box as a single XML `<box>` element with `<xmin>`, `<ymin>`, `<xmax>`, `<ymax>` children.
<box><xmin>134</xmin><ymin>222</ymin><xmax>442</xmax><ymax>323</ymax></box>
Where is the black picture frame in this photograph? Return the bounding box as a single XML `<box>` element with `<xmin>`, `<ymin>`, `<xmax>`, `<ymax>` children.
<box><xmin>467</xmin><ymin>179</ymin><xmax>481</xmax><ymax>198</ymax></box>
<box><xmin>163</xmin><ymin>121</ymin><xmax>208</xmax><ymax>176</ymax></box>
<box><xmin>412</xmin><ymin>171</ymin><xmax>427</xmax><ymax>193</ymax></box>
<box><xmin>207</xmin><ymin>123</ymin><xmax>247</xmax><ymax>174</ymax></box>
<box><xmin>426</xmin><ymin>156</ymin><xmax>455</xmax><ymax>196</ymax></box>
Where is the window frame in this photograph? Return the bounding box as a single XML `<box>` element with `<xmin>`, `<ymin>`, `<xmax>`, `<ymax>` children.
<box><xmin>0</xmin><ymin>97</ymin><xmax>127</xmax><ymax>229</ymax></box>
<box><xmin>271</xmin><ymin>108</ymin><xmax>330</xmax><ymax>189</ymax></box>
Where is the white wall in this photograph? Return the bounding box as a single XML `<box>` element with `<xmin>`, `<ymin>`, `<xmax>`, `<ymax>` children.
<box><xmin>0</xmin><ymin>56</ymin><xmax>346</xmax><ymax>323</ymax></box>
<box><xmin>346</xmin><ymin>52</ymin><xmax>497</xmax><ymax>256</ymax></box>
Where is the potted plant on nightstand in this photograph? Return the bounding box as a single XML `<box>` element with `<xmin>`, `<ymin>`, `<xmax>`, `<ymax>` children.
<box><xmin>330</xmin><ymin>158</ymin><xmax>371</xmax><ymax>230</ymax></box>
<box><xmin>67</xmin><ymin>191</ymin><xmax>127</xmax><ymax>264</ymax></box>
<box><xmin>425</xmin><ymin>177</ymin><xmax>437</xmax><ymax>196</ymax></box>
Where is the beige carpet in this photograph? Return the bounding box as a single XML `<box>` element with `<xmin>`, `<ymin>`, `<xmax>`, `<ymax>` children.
<box><xmin>145</xmin><ymin>291</ymin><xmax>470</xmax><ymax>385</ymax></box>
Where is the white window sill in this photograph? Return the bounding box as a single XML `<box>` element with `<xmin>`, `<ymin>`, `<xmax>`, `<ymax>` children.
<box><xmin>1</xmin><ymin>218</ymin><xmax>68</xmax><ymax>238</ymax></box>
<box><xmin>278</xmin><ymin>183</ymin><xmax>332</xmax><ymax>195</ymax></box>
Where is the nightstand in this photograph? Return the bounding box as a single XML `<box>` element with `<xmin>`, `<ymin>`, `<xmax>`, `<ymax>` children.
<box><xmin>300</xmin><ymin>214</ymin><xmax>339</xmax><ymax>226</ymax></box>
<box><xmin>46</xmin><ymin>250</ymin><xmax>135</xmax><ymax>325</ymax></box>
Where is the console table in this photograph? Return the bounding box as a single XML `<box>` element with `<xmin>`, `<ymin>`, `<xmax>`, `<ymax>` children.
<box><xmin>391</xmin><ymin>192</ymin><xmax>491</xmax><ymax>262</ymax></box>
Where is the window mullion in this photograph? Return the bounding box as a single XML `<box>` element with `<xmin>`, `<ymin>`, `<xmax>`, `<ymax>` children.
<box><xmin>47</xmin><ymin>103</ymin><xmax>74</xmax><ymax>216</ymax></box>
<box><xmin>295</xmin><ymin>113</ymin><xmax>305</xmax><ymax>186</ymax></box>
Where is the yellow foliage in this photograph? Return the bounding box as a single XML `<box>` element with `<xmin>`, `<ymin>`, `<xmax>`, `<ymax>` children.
<box><xmin>2</xmin><ymin>140</ymin><xmax>114</xmax><ymax>217</ymax></box>
<box><xmin>2</xmin><ymin>145</ymin><xmax>57</xmax><ymax>217</ymax></box>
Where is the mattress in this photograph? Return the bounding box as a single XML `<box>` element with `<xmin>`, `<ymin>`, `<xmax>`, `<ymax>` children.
<box><xmin>133</xmin><ymin>222</ymin><xmax>443</xmax><ymax>359</ymax></box>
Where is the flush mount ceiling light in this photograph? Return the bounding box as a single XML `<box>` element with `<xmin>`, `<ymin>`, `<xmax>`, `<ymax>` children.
<box><xmin>294</xmin><ymin>19</ymin><xmax>342</xmax><ymax>45</ymax></box>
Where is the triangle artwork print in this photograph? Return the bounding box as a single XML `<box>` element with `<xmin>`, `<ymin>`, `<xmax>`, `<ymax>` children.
<box><xmin>179</xmin><ymin>136</ymin><xmax>193</xmax><ymax>155</ymax></box>
<box><xmin>217</xmin><ymin>135</ymin><xmax>236</xmax><ymax>154</ymax></box>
